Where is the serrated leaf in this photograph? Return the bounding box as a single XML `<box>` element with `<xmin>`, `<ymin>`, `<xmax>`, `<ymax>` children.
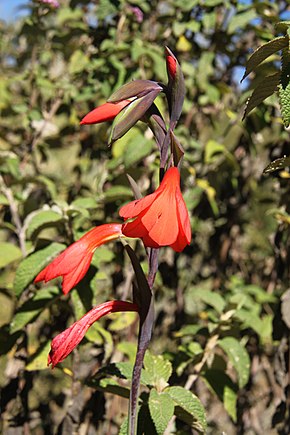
<box><xmin>144</xmin><ymin>352</ymin><xmax>172</xmax><ymax>390</ymax></box>
<box><xmin>0</xmin><ymin>242</ymin><xmax>22</xmax><ymax>268</ymax></box>
<box><xmin>278</xmin><ymin>48</ymin><xmax>290</xmax><ymax>127</ymax></box>
<box><xmin>242</xmin><ymin>36</ymin><xmax>287</xmax><ymax>81</ymax></box>
<box><xmin>26</xmin><ymin>210</ymin><xmax>63</xmax><ymax>239</ymax></box>
<box><xmin>14</xmin><ymin>243</ymin><xmax>66</xmax><ymax>296</ymax></box>
<box><xmin>93</xmin><ymin>361</ymin><xmax>151</xmax><ymax>386</ymax></box>
<box><xmin>263</xmin><ymin>155</ymin><xmax>290</xmax><ymax>174</ymax></box>
<box><xmin>149</xmin><ymin>389</ymin><xmax>175</xmax><ymax>435</ymax></box>
<box><xmin>108</xmin><ymin>80</ymin><xmax>162</xmax><ymax>102</ymax></box>
<box><xmin>166</xmin><ymin>386</ymin><xmax>207</xmax><ymax>432</ymax></box>
<box><xmin>243</xmin><ymin>72</ymin><xmax>280</xmax><ymax>119</ymax></box>
<box><xmin>10</xmin><ymin>286</ymin><xmax>59</xmax><ymax>334</ymax></box>
<box><xmin>203</xmin><ymin>369</ymin><xmax>238</xmax><ymax>421</ymax></box>
<box><xmin>218</xmin><ymin>337</ymin><xmax>250</xmax><ymax>388</ymax></box>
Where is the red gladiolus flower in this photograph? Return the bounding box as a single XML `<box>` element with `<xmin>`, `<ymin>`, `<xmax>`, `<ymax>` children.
<box><xmin>80</xmin><ymin>100</ymin><xmax>131</xmax><ymax>125</ymax></box>
<box><xmin>35</xmin><ymin>223</ymin><xmax>123</xmax><ymax>294</ymax></box>
<box><xmin>48</xmin><ymin>300</ymin><xmax>139</xmax><ymax>368</ymax></box>
<box><xmin>120</xmin><ymin>167</ymin><xmax>191</xmax><ymax>252</ymax></box>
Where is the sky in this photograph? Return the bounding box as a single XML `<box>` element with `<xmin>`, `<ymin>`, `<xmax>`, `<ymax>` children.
<box><xmin>0</xmin><ymin>0</ymin><xmax>28</xmax><ymax>22</ymax></box>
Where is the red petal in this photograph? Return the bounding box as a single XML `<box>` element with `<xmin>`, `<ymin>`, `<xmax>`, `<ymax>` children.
<box><xmin>48</xmin><ymin>300</ymin><xmax>139</xmax><ymax>367</ymax></box>
<box><xmin>35</xmin><ymin>224</ymin><xmax>123</xmax><ymax>294</ymax></box>
<box><xmin>80</xmin><ymin>100</ymin><xmax>131</xmax><ymax>125</ymax></box>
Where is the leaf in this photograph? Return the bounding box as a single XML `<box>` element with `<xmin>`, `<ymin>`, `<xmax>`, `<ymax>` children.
<box><xmin>143</xmin><ymin>352</ymin><xmax>172</xmax><ymax>390</ymax></box>
<box><xmin>103</xmin><ymin>185</ymin><xmax>133</xmax><ymax>202</ymax></box>
<box><xmin>26</xmin><ymin>341</ymin><xmax>51</xmax><ymax>371</ymax></box>
<box><xmin>218</xmin><ymin>337</ymin><xmax>250</xmax><ymax>388</ymax></box>
<box><xmin>166</xmin><ymin>386</ymin><xmax>207</xmax><ymax>432</ymax></box>
<box><xmin>124</xmin><ymin>135</ymin><xmax>153</xmax><ymax>168</ymax></box>
<box><xmin>263</xmin><ymin>155</ymin><xmax>290</xmax><ymax>174</ymax></box>
<box><xmin>148</xmin><ymin>389</ymin><xmax>175</xmax><ymax>435</ymax></box>
<box><xmin>92</xmin><ymin>361</ymin><xmax>151</xmax><ymax>386</ymax></box>
<box><xmin>0</xmin><ymin>242</ymin><xmax>22</xmax><ymax>268</ymax></box>
<box><xmin>14</xmin><ymin>243</ymin><xmax>66</xmax><ymax>296</ymax></box>
<box><xmin>25</xmin><ymin>210</ymin><xmax>63</xmax><ymax>239</ymax></box>
<box><xmin>228</xmin><ymin>9</ymin><xmax>257</xmax><ymax>35</ymax></box>
<box><xmin>192</xmin><ymin>288</ymin><xmax>226</xmax><ymax>314</ymax></box>
<box><xmin>203</xmin><ymin>369</ymin><xmax>238</xmax><ymax>422</ymax></box>
<box><xmin>107</xmin><ymin>80</ymin><xmax>162</xmax><ymax>102</ymax></box>
<box><xmin>242</xmin><ymin>36</ymin><xmax>288</xmax><ymax>81</ymax></box>
<box><xmin>278</xmin><ymin>48</ymin><xmax>290</xmax><ymax>127</ymax></box>
<box><xmin>10</xmin><ymin>286</ymin><xmax>59</xmax><ymax>334</ymax></box>
<box><xmin>243</xmin><ymin>72</ymin><xmax>280</xmax><ymax>119</ymax></box>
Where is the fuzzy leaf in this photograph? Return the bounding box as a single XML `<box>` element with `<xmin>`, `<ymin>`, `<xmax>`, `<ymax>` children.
<box><xmin>14</xmin><ymin>243</ymin><xmax>66</xmax><ymax>296</ymax></box>
<box><xmin>166</xmin><ymin>386</ymin><xmax>207</xmax><ymax>432</ymax></box>
<box><xmin>10</xmin><ymin>286</ymin><xmax>59</xmax><ymax>333</ymax></box>
<box><xmin>144</xmin><ymin>352</ymin><xmax>172</xmax><ymax>390</ymax></box>
<box><xmin>243</xmin><ymin>72</ymin><xmax>280</xmax><ymax>119</ymax></box>
<box><xmin>107</xmin><ymin>80</ymin><xmax>162</xmax><ymax>102</ymax></box>
<box><xmin>0</xmin><ymin>242</ymin><xmax>22</xmax><ymax>268</ymax></box>
<box><xmin>278</xmin><ymin>48</ymin><xmax>290</xmax><ymax>127</ymax></box>
<box><xmin>218</xmin><ymin>337</ymin><xmax>250</xmax><ymax>388</ymax></box>
<box><xmin>149</xmin><ymin>389</ymin><xmax>175</xmax><ymax>435</ymax></box>
<box><xmin>26</xmin><ymin>210</ymin><xmax>63</xmax><ymax>239</ymax></box>
<box><xmin>242</xmin><ymin>36</ymin><xmax>288</xmax><ymax>81</ymax></box>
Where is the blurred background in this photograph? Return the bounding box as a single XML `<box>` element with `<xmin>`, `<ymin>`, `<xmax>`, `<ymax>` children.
<box><xmin>1</xmin><ymin>0</ymin><xmax>290</xmax><ymax>433</ymax></box>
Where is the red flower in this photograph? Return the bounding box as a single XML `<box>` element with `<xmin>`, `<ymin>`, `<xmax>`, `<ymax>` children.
<box><xmin>80</xmin><ymin>100</ymin><xmax>131</xmax><ymax>125</ymax></box>
<box><xmin>35</xmin><ymin>224</ymin><xmax>123</xmax><ymax>294</ymax></box>
<box><xmin>119</xmin><ymin>167</ymin><xmax>191</xmax><ymax>252</ymax></box>
<box><xmin>48</xmin><ymin>300</ymin><xmax>139</xmax><ymax>367</ymax></box>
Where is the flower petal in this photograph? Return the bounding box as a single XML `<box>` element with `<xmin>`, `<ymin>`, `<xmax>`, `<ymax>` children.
<box><xmin>48</xmin><ymin>300</ymin><xmax>139</xmax><ymax>367</ymax></box>
<box><xmin>35</xmin><ymin>224</ymin><xmax>123</xmax><ymax>294</ymax></box>
<box><xmin>80</xmin><ymin>100</ymin><xmax>131</xmax><ymax>125</ymax></box>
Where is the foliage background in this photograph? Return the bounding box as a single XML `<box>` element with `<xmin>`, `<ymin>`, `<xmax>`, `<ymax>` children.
<box><xmin>1</xmin><ymin>0</ymin><xmax>290</xmax><ymax>433</ymax></box>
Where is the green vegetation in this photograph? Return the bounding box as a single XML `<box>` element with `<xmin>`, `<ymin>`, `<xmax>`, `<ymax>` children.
<box><xmin>1</xmin><ymin>0</ymin><xmax>290</xmax><ymax>433</ymax></box>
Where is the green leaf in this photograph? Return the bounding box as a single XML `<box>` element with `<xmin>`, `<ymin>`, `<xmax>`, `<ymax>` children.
<box><xmin>10</xmin><ymin>286</ymin><xmax>59</xmax><ymax>334</ymax></box>
<box><xmin>143</xmin><ymin>352</ymin><xmax>172</xmax><ymax>390</ymax></box>
<box><xmin>242</xmin><ymin>36</ymin><xmax>288</xmax><ymax>80</ymax></box>
<box><xmin>243</xmin><ymin>72</ymin><xmax>280</xmax><ymax>119</ymax></box>
<box><xmin>166</xmin><ymin>386</ymin><xmax>207</xmax><ymax>432</ymax></box>
<box><xmin>94</xmin><ymin>361</ymin><xmax>151</xmax><ymax>386</ymax></box>
<box><xmin>278</xmin><ymin>48</ymin><xmax>290</xmax><ymax>127</ymax></box>
<box><xmin>124</xmin><ymin>135</ymin><xmax>153</xmax><ymax>168</ymax></box>
<box><xmin>26</xmin><ymin>210</ymin><xmax>63</xmax><ymax>239</ymax></box>
<box><xmin>192</xmin><ymin>288</ymin><xmax>226</xmax><ymax>314</ymax></box>
<box><xmin>0</xmin><ymin>242</ymin><xmax>22</xmax><ymax>268</ymax></box>
<box><xmin>228</xmin><ymin>9</ymin><xmax>257</xmax><ymax>35</ymax></box>
<box><xmin>218</xmin><ymin>337</ymin><xmax>250</xmax><ymax>388</ymax></box>
<box><xmin>103</xmin><ymin>185</ymin><xmax>133</xmax><ymax>202</ymax></box>
<box><xmin>148</xmin><ymin>389</ymin><xmax>175</xmax><ymax>435</ymax></box>
<box><xmin>14</xmin><ymin>243</ymin><xmax>66</xmax><ymax>296</ymax></box>
<box><xmin>203</xmin><ymin>369</ymin><xmax>237</xmax><ymax>422</ymax></box>
<box><xmin>26</xmin><ymin>341</ymin><xmax>51</xmax><ymax>371</ymax></box>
